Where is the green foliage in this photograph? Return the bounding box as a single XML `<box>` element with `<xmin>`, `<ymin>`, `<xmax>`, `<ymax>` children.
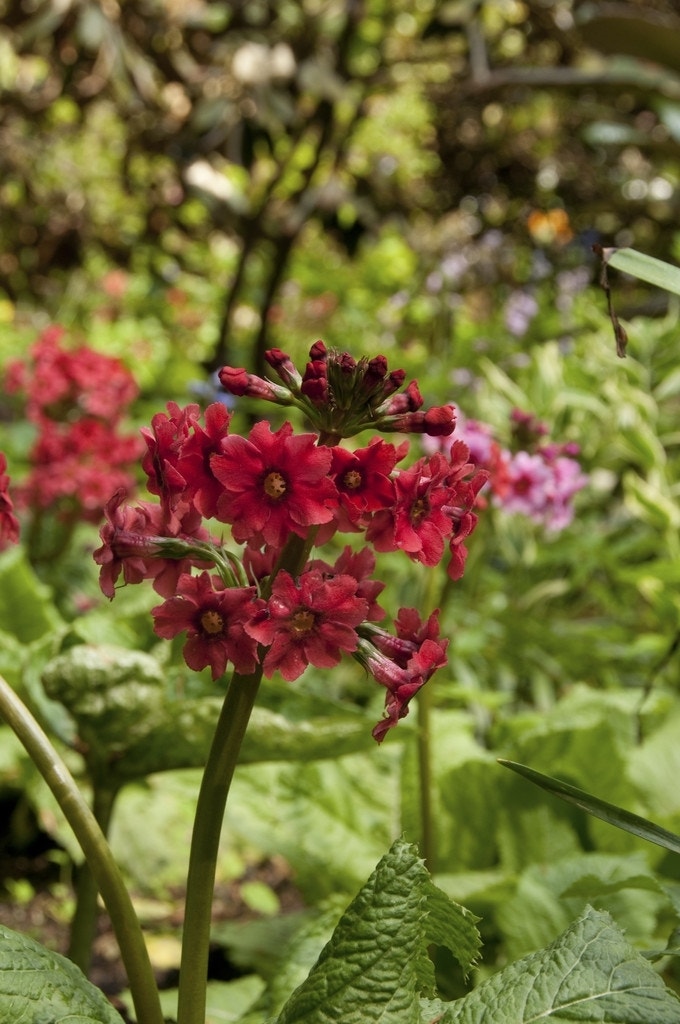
<box><xmin>426</xmin><ymin>906</ymin><xmax>680</xmax><ymax>1024</ymax></box>
<box><xmin>272</xmin><ymin>838</ymin><xmax>480</xmax><ymax>1024</ymax></box>
<box><xmin>0</xmin><ymin>923</ymin><xmax>124</xmax><ymax>1023</ymax></box>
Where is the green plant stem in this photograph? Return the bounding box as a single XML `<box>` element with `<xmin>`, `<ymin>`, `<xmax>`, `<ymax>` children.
<box><xmin>67</xmin><ymin>784</ymin><xmax>118</xmax><ymax>973</ymax></box>
<box><xmin>416</xmin><ymin>676</ymin><xmax>435</xmax><ymax>873</ymax></box>
<box><xmin>0</xmin><ymin>675</ymin><xmax>163</xmax><ymax>1024</ymax></box>
<box><xmin>176</xmin><ymin>666</ymin><xmax>263</xmax><ymax>1024</ymax></box>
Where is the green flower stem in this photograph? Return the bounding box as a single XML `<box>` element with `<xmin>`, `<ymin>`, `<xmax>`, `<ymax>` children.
<box><xmin>176</xmin><ymin>528</ymin><xmax>314</xmax><ymax>1024</ymax></box>
<box><xmin>416</xmin><ymin>677</ymin><xmax>436</xmax><ymax>873</ymax></box>
<box><xmin>0</xmin><ymin>675</ymin><xmax>163</xmax><ymax>1024</ymax></box>
<box><xmin>176</xmin><ymin>665</ymin><xmax>263</xmax><ymax>1024</ymax></box>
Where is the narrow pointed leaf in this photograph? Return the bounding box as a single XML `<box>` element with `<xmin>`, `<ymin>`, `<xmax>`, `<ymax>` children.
<box><xmin>605</xmin><ymin>247</ymin><xmax>680</xmax><ymax>297</ymax></box>
<box><xmin>498</xmin><ymin>759</ymin><xmax>680</xmax><ymax>856</ymax></box>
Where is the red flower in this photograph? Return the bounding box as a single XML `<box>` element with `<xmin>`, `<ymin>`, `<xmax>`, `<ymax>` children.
<box><xmin>218</xmin><ymin>366</ymin><xmax>290</xmax><ymax>403</ymax></box>
<box><xmin>176</xmin><ymin>402</ymin><xmax>232</xmax><ymax>520</ymax></box>
<box><xmin>0</xmin><ymin>453</ymin><xmax>19</xmax><ymax>551</ymax></box>
<box><xmin>4</xmin><ymin>326</ymin><xmax>137</xmax><ymax>424</ymax></box>
<box><xmin>330</xmin><ymin>439</ymin><xmax>398</xmax><ymax>528</ymax></box>
<box><xmin>152</xmin><ymin>572</ymin><xmax>259</xmax><ymax>679</ymax></box>
<box><xmin>94</xmin><ymin>489</ymin><xmax>212</xmax><ymax>599</ymax></box>
<box><xmin>245</xmin><ymin>569</ymin><xmax>368</xmax><ymax>681</ymax></box>
<box><xmin>366</xmin><ymin>453</ymin><xmax>453</xmax><ymax>566</ymax></box>
<box><xmin>211</xmin><ymin>421</ymin><xmax>337</xmax><ymax>547</ymax></box>
<box><xmin>21</xmin><ymin>419</ymin><xmax>142</xmax><ymax>522</ymax></box>
<box><xmin>309</xmin><ymin>545</ymin><xmax>386</xmax><ymax>622</ymax></box>
<box><xmin>141</xmin><ymin>402</ymin><xmax>202</xmax><ymax>533</ymax></box>
<box><xmin>356</xmin><ymin>608</ymin><xmax>449</xmax><ymax>742</ymax></box>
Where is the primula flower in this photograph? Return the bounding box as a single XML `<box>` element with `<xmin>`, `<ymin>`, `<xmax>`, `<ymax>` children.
<box><xmin>4</xmin><ymin>325</ymin><xmax>138</xmax><ymax>423</ymax></box>
<box><xmin>309</xmin><ymin>545</ymin><xmax>386</xmax><ymax>622</ymax></box>
<box><xmin>218</xmin><ymin>340</ymin><xmax>453</xmax><ymax>440</ymax></box>
<box><xmin>152</xmin><ymin>572</ymin><xmax>259</xmax><ymax>679</ymax></box>
<box><xmin>502</xmin><ymin>450</ymin><xmax>587</xmax><ymax>532</ymax></box>
<box><xmin>356</xmin><ymin>608</ymin><xmax>449</xmax><ymax>743</ymax></box>
<box><xmin>366</xmin><ymin>452</ymin><xmax>454</xmax><ymax>566</ymax></box>
<box><xmin>176</xmin><ymin>401</ymin><xmax>232</xmax><ymax>520</ymax></box>
<box><xmin>0</xmin><ymin>453</ymin><xmax>19</xmax><ymax>551</ymax></box>
<box><xmin>245</xmin><ymin>569</ymin><xmax>368</xmax><ymax>681</ymax></box>
<box><xmin>94</xmin><ymin>489</ymin><xmax>213</xmax><ymax>599</ymax></box>
<box><xmin>211</xmin><ymin>421</ymin><xmax>337</xmax><ymax>547</ymax></box>
<box><xmin>330</xmin><ymin>438</ymin><xmax>399</xmax><ymax>529</ymax></box>
<box><xmin>21</xmin><ymin>419</ymin><xmax>142</xmax><ymax>522</ymax></box>
<box><xmin>141</xmin><ymin>402</ymin><xmax>201</xmax><ymax>531</ymax></box>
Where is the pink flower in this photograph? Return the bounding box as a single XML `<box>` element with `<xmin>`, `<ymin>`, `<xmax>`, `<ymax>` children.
<box><xmin>211</xmin><ymin>421</ymin><xmax>337</xmax><ymax>547</ymax></box>
<box><xmin>245</xmin><ymin>569</ymin><xmax>368</xmax><ymax>681</ymax></box>
<box><xmin>499</xmin><ymin>450</ymin><xmax>563</xmax><ymax>526</ymax></box>
<box><xmin>0</xmin><ymin>453</ymin><xmax>19</xmax><ymax>551</ymax></box>
<box><xmin>152</xmin><ymin>572</ymin><xmax>259</xmax><ymax>679</ymax></box>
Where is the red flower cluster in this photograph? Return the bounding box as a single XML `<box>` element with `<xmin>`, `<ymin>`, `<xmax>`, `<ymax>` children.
<box><xmin>5</xmin><ymin>326</ymin><xmax>142</xmax><ymax>523</ymax></box>
<box><xmin>219</xmin><ymin>340</ymin><xmax>456</xmax><ymax>440</ymax></box>
<box><xmin>94</xmin><ymin>342</ymin><xmax>487</xmax><ymax>741</ymax></box>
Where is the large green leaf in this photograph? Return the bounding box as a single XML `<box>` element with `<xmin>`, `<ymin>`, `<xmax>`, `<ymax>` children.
<box><xmin>40</xmin><ymin>644</ymin><xmax>376</xmax><ymax>782</ymax></box>
<box><xmin>424</xmin><ymin>906</ymin><xmax>680</xmax><ymax>1023</ymax></box>
<box><xmin>0</xmin><ymin>546</ymin><xmax>62</xmax><ymax>642</ymax></box>
<box><xmin>0</xmin><ymin>923</ymin><xmax>124</xmax><ymax>1023</ymax></box>
<box><xmin>273</xmin><ymin>838</ymin><xmax>480</xmax><ymax>1024</ymax></box>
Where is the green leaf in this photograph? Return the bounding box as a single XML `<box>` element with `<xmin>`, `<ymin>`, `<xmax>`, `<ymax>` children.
<box><xmin>605</xmin><ymin>247</ymin><xmax>680</xmax><ymax>298</ymax></box>
<box><xmin>0</xmin><ymin>922</ymin><xmax>125</xmax><ymax>1023</ymax></box>
<box><xmin>498</xmin><ymin>759</ymin><xmax>680</xmax><ymax>856</ymax></box>
<box><xmin>274</xmin><ymin>838</ymin><xmax>480</xmax><ymax>1024</ymax></box>
<box><xmin>424</xmin><ymin>906</ymin><xmax>680</xmax><ymax>1022</ymax></box>
<box><xmin>0</xmin><ymin>546</ymin><xmax>62</xmax><ymax>642</ymax></box>
<box><xmin>40</xmin><ymin>644</ymin><xmax>377</xmax><ymax>782</ymax></box>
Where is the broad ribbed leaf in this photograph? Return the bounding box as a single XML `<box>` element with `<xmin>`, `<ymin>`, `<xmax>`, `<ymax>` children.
<box><xmin>274</xmin><ymin>838</ymin><xmax>480</xmax><ymax>1024</ymax></box>
<box><xmin>41</xmin><ymin>644</ymin><xmax>375</xmax><ymax>781</ymax></box>
<box><xmin>0</xmin><ymin>923</ymin><xmax>124</xmax><ymax>1023</ymax></box>
<box><xmin>423</xmin><ymin>906</ymin><xmax>680</xmax><ymax>1023</ymax></box>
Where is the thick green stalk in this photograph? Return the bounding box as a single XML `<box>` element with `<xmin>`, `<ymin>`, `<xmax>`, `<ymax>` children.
<box><xmin>176</xmin><ymin>665</ymin><xmax>263</xmax><ymax>1024</ymax></box>
<box><xmin>416</xmin><ymin>678</ymin><xmax>436</xmax><ymax>873</ymax></box>
<box><xmin>176</xmin><ymin>527</ymin><xmax>314</xmax><ymax>1024</ymax></box>
<box><xmin>0</xmin><ymin>675</ymin><xmax>163</xmax><ymax>1024</ymax></box>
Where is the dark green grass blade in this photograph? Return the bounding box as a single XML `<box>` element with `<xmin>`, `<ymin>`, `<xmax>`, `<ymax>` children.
<box><xmin>498</xmin><ymin>759</ymin><xmax>680</xmax><ymax>857</ymax></box>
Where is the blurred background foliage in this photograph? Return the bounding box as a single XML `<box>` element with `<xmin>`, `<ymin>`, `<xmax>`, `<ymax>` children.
<box><xmin>3</xmin><ymin>0</ymin><xmax>680</xmax><ymax>373</ymax></box>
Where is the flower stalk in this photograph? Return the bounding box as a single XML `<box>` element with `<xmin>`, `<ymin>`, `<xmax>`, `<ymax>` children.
<box><xmin>176</xmin><ymin>664</ymin><xmax>263</xmax><ymax>1024</ymax></box>
<box><xmin>0</xmin><ymin>675</ymin><xmax>164</xmax><ymax>1024</ymax></box>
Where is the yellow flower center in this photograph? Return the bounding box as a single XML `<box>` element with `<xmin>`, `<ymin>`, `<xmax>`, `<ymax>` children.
<box><xmin>343</xmin><ymin>469</ymin><xmax>362</xmax><ymax>490</ymax></box>
<box><xmin>264</xmin><ymin>471</ymin><xmax>287</xmax><ymax>499</ymax></box>
<box><xmin>291</xmin><ymin>609</ymin><xmax>315</xmax><ymax>634</ymax></box>
<box><xmin>201</xmin><ymin>610</ymin><xmax>224</xmax><ymax>635</ymax></box>
<box><xmin>411</xmin><ymin>497</ymin><xmax>428</xmax><ymax>523</ymax></box>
